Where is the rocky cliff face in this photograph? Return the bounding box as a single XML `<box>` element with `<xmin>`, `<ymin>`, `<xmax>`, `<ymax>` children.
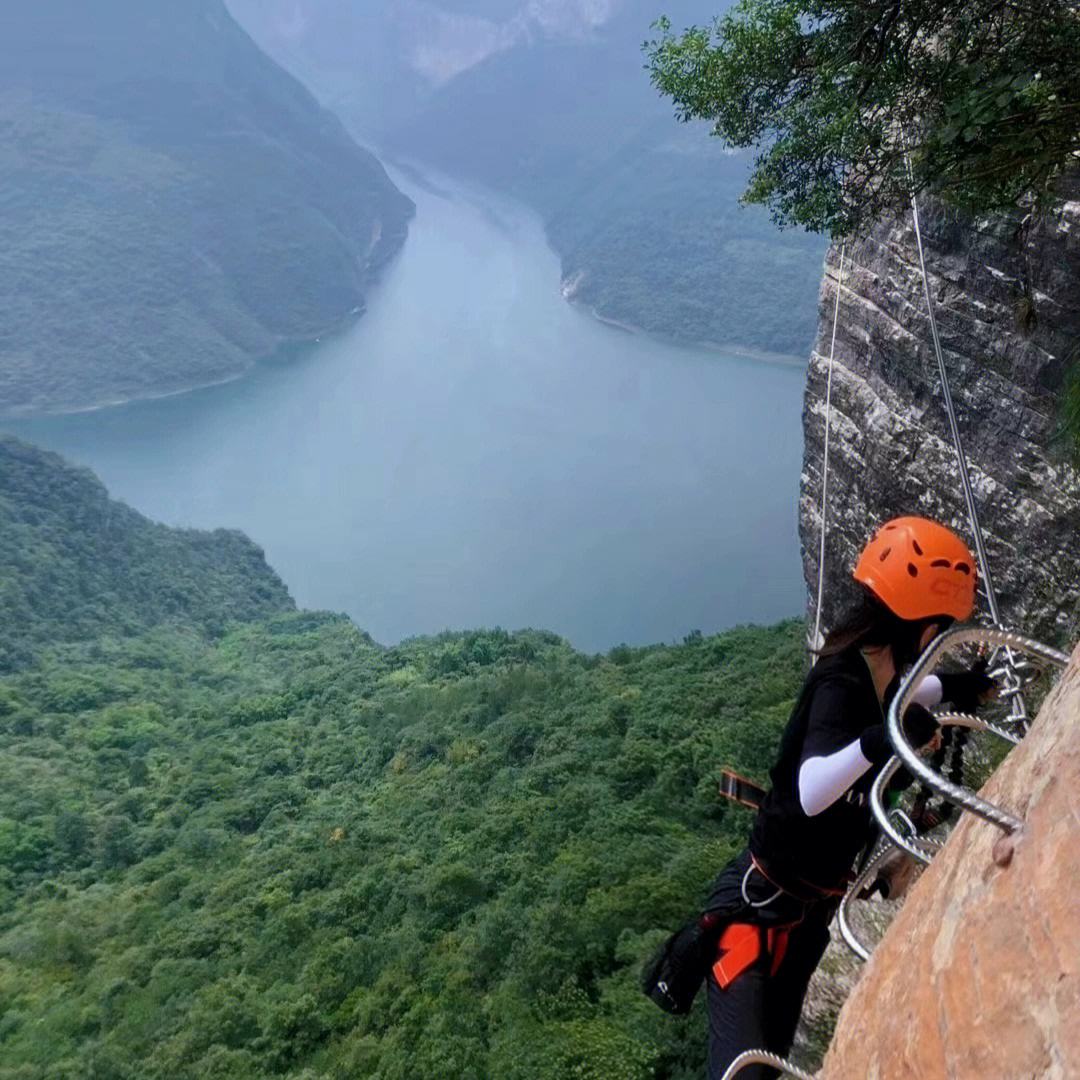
<box><xmin>801</xmin><ymin>175</ymin><xmax>1080</xmax><ymax>646</ymax></box>
<box><xmin>819</xmin><ymin>642</ymin><xmax>1080</xmax><ymax>1078</ymax></box>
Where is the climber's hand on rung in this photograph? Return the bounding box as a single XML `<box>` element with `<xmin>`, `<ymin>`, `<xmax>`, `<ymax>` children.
<box><xmin>902</xmin><ymin>703</ymin><xmax>940</xmax><ymax>750</ymax></box>
<box><xmin>938</xmin><ymin>660</ymin><xmax>999</xmax><ymax>714</ymax></box>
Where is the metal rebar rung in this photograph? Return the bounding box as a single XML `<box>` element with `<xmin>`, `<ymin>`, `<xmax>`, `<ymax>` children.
<box><xmin>720</xmin><ymin>1049</ymin><xmax>817</xmax><ymax>1080</ymax></box>
<box><xmin>870</xmin><ymin>708</ymin><xmax>1023</xmax><ymax>867</ymax></box>
<box><xmin>870</xmin><ymin>759</ymin><xmax>934</xmax><ymax>866</ymax></box>
<box><xmin>847</xmin><ymin>713</ymin><xmax>1017</xmax><ymax>962</ymax></box>
<box><xmin>884</xmin><ymin>627</ymin><xmax>1069</xmax><ymax>838</ymax></box>
<box><xmin>839</xmin><ymin>807</ymin><xmax>948</xmax><ymax>963</ymax></box>
<box><xmin>838</xmin><ymin>840</ymin><xmax>896</xmax><ymax>962</ymax></box>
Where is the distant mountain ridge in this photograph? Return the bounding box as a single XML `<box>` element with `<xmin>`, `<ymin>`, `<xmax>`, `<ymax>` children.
<box><xmin>228</xmin><ymin>0</ymin><xmax>827</xmax><ymax>358</ymax></box>
<box><xmin>230</xmin><ymin>0</ymin><xmax>626</xmax><ymax>104</ymax></box>
<box><xmin>0</xmin><ymin>0</ymin><xmax>413</xmax><ymax>417</ymax></box>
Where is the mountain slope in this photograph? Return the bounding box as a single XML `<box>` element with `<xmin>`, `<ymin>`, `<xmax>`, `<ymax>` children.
<box><xmin>0</xmin><ymin>436</ymin><xmax>294</xmax><ymax>672</ymax></box>
<box><xmin>0</xmin><ymin>0</ymin><xmax>413</xmax><ymax>417</ymax></box>
<box><xmin>548</xmin><ymin>124</ymin><xmax>825</xmax><ymax>356</ymax></box>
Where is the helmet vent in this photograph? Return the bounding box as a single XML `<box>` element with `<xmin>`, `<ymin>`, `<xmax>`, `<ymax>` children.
<box><xmin>879</xmin><ymin>547</ymin><xmax>892</xmax><ymax>562</ymax></box>
<box><xmin>912</xmin><ymin>539</ymin><xmax>924</xmax><ymax>556</ymax></box>
<box><xmin>930</xmin><ymin>558</ymin><xmax>951</xmax><ymax>568</ymax></box>
<box><xmin>907</xmin><ymin>563</ymin><xmax>919</xmax><ymax>577</ymax></box>
<box><xmin>955</xmin><ymin>562</ymin><xmax>972</xmax><ymax>575</ymax></box>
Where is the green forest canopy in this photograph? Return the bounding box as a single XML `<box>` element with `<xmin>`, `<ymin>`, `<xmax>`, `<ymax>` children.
<box><xmin>0</xmin><ymin>614</ymin><xmax>806</xmax><ymax>1080</ymax></box>
<box><xmin>647</xmin><ymin>0</ymin><xmax>1080</xmax><ymax>237</ymax></box>
<box><xmin>0</xmin><ymin>436</ymin><xmax>813</xmax><ymax>1079</ymax></box>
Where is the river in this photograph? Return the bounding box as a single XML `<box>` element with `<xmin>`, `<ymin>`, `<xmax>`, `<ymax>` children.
<box><xmin>6</xmin><ymin>166</ymin><xmax>809</xmax><ymax>653</ymax></box>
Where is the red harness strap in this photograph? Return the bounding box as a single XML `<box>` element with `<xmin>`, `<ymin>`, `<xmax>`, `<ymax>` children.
<box><xmin>712</xmin><ymin>923</ymin><xmax>792</xmax><ymax>990</ymax></box>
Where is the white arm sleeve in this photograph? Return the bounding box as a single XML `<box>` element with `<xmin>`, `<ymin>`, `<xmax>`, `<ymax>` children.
<box><xmin>912</xmin><ymin>674</ymin><xmax>943</xmax><ymax>709</ymax></box>
<box><xmin>798</xmin><ymin>739</ymin><xmax>874</xmax><ymax>817</ymax></box>
<box><xmin>797</xmin><ymin>674</ymin><xmax>943</xmax><ymax>818</ymax></box>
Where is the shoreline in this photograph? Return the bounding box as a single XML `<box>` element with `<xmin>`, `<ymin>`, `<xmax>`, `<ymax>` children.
<box><xmin>564</xmin><ymin>294</ymin><xmax>807</xmax><ymax>369</ymax></box>
<box><xmin>0</xmin><ymin>315</ymin><xmax>359</xmax><ymax>422</ymax></box>
<box><xmin>1</xmin><ymin>181</ymin><xmax>411</xmax><ymax>423</ymax></box>
<box><xmin>0</xmin><ymin>327</ymin><xmax>334</xmax><ymax>422</ymax></box>
<box><xmin>3</xmin><ymin>294</ymin><xmax>806</xmax><ymax>423</ymax></box>
<box><xmin>0</xmin><ymin>364</ymin><xmax>258</xmax><ymax>421</ymax></box>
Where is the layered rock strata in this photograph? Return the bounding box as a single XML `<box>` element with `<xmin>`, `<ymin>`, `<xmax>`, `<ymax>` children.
<box><xmin>801</xmin><ymin>175</ymin><xmax>1080</xmax><ymax>646</ymax></box>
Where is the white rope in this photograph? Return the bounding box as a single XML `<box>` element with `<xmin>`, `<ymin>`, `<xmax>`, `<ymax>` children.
<box><xmin>906</xmin><ymin>167</ymin><xmax>1028</xmax><ymax>724</ymax></box>
<box><xmin>811</xmin><ymin>244</ymin><xmax>846</xmax><ymax>655</ymax></box>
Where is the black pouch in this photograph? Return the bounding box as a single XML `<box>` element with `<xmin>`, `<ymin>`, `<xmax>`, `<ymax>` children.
<box><xmin>641</xmin><ymin>914</ymin><xmax>720</xmax><ymax>1015</ymax></box>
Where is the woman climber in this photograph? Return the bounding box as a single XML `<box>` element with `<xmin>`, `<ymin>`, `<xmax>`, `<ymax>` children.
<box><xmin>644</xmin><ymin>516</ymin><xmax>998</xmax><ymax>1079</ymax></box>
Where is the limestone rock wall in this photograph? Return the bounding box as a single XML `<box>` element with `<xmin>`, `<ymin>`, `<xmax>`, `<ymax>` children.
<box><xmin>801</xmin><ymin>175</ymin><xmax>1080</xmax><ymax>646</ymax></box>
<box><xmin>819</xmin><ymin>644</ymin><xmax>1080</xmax><ymax>1079</ymax></box>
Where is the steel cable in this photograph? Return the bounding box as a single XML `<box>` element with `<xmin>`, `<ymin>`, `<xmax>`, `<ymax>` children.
<box><xmin>906</xmin><ymin>166</ymin><xmax>1029</xmax><ymax>725</ymax></box>
<box><xmin>810</xmin><ymin>244</ymin><xmax>847</xmax><ymax>655</ymax></box>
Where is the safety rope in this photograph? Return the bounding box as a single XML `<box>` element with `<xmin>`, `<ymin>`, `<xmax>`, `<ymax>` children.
<box><xmin>810</xmin><ymin>244</ymin><xmax>847</xmax><ymax>655</ymax></box>
<box><xmin>906</xmin><ymin>165</ymin><xmax>1029</xmax><ymax>726</ymax></box>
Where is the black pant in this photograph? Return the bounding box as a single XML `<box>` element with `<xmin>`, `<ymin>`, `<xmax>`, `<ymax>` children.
<box><xmin>704</xmin><ymin>851</ymin><xmax>834</xmax><ymax>1080</ymax></box>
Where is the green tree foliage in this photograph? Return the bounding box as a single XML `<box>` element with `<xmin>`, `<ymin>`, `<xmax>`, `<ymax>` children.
<box><xmin>0</xmin><ymin>440</ymin><xmax>811</xmax><ymax>1076</ymax></box>
<box><xmin>0</xmin><ymin>614</ymin><xmax>805</xmax><ymax>1079</ymax></box>
<box><xmin>0</xmin><ymin>440</ymin><xmax>815</xmax><ymax>1077</ymax></box>
<box><xmin>0</xmin><ymin>436</ymin><xmax>294</xmax><ymax>672</ymax></box>
<box><xmin>647</xmin><ymin>0</ymin><xmax>1080</xmax><ymax>236</ymax></box>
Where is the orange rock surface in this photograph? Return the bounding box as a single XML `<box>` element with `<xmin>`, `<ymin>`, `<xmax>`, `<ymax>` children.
<box><xmin>820</xmin><ymin>647</ymin><xmax>1080</xmax><ymax>1080</ymax></box>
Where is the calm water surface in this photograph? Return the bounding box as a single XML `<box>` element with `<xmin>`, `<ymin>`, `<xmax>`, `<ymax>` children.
<box><xmin>7</xmin><ymin>167</ymin><xmax>809</xmax><ymax>652</ymax></box>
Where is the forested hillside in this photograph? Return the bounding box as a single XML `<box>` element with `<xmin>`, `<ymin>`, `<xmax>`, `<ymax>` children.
<box><xmin>0</xmin><ymin>0</ymin><xmax>413</xmax><ymax>417</ymax></box>
<box><xmin>0</xmin><ymin>437</ymin><xmax>293</xmax><ymax>673</ymax></box>
<box><xmin>227</xmin><ymin>0</ymin><xmax>826</xmax><ymax>357</ymax></box>
<box><xmin>0</xmin><ymin>440</ymin><xmax>807</xmax><ymax>1079</ymax></box>
<box><xmin>548</xmin><ymin>125</ymin><xmax>824</xmax><ymax>356</ymax></box>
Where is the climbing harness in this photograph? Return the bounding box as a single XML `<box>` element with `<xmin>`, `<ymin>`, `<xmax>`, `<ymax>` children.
<box><xmin>713</xmin><ymin>923</ymin><xmax>791</xmax><ymax>989</ymax></box>
<box><xmin>810</xmin><ymin>244</ymin><xmax>847</xmax><ymax>655</ymax></box>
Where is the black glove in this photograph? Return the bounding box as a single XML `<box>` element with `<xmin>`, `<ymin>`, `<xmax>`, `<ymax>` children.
<box><xmin>903</xmin><ymin>703</ymin><xmax>940</xmax><ymax>749</ymax></box>
<box><xmin>859</xmin><ymin>704</ymin><xmax>938</xmax><ymax>765</ymax></box>
<box><xmin>938</xmin><ymin>659</ymin><xmax>996</xmax><ymax>715</ymax></box>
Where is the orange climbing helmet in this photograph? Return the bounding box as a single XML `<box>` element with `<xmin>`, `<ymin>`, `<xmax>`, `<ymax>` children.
<box><xmin>853</xmin><ymin>516</ymin><xmax>977</xmax><ymax>622</ymax></box>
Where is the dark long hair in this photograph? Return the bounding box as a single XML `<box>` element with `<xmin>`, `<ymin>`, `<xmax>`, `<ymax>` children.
<box><xmin>819</xmin><ymin>586</ymin><xmax>953</xmax><ymax>670</ymax></box>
